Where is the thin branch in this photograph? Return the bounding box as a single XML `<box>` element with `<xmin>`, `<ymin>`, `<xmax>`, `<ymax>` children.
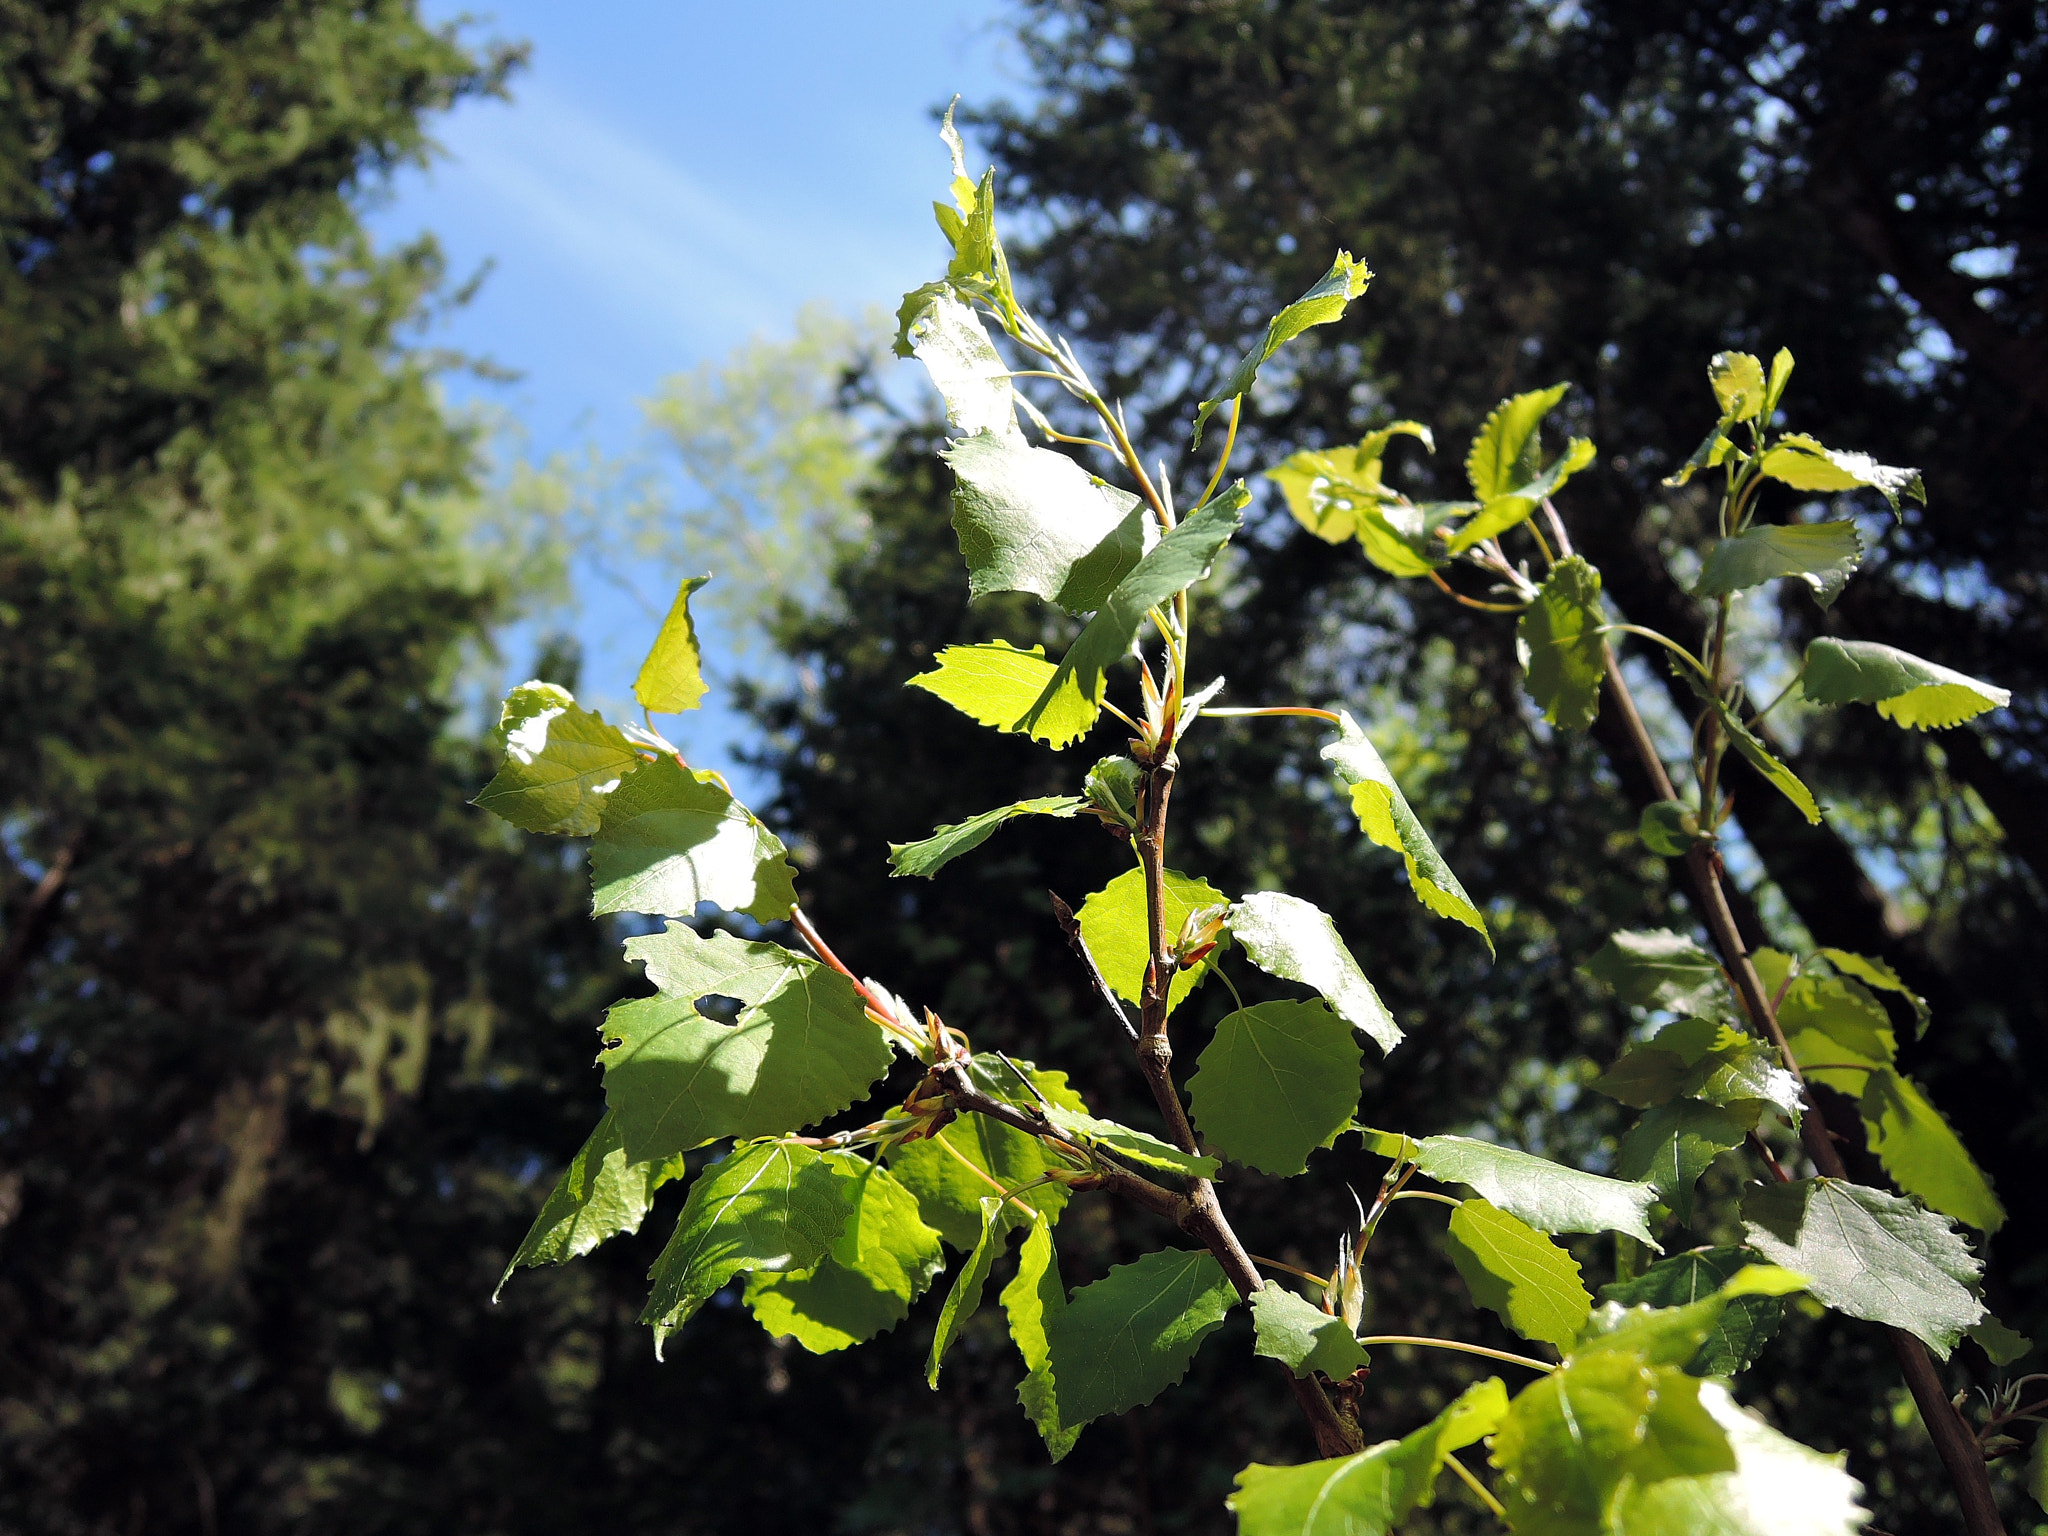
<box><xmin>1049</xmin><ymin>890</ymin><xmax>1139</xmax><ymax>1041</ymax></box>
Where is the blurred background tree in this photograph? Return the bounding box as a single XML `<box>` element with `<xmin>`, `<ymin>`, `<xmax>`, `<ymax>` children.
<box><xmin>2</xmin><ymin>1</ymin><xmax>2039</xmax><ymax>1533</ymax></box>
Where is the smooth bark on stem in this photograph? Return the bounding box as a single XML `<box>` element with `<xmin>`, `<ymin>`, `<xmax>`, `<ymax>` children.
<box><xmin>1129</xmin><ymin>759</ymin><xmax>1363</xmax><ymax>1457</ymax></box>
<box><xmin>1598</xmin><ymin>646</ymin><xmax>2006</xmax><ymax>1536</ymax></box>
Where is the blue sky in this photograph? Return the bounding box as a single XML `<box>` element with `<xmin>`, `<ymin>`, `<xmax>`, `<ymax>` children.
<box><xmin>368</xmin><ymin>1</ymin><xmax>1025</xmax><ymax>769</ymax></box>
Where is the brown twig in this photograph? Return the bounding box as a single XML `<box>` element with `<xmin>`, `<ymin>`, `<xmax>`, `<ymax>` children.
<box><xmin>1049</xmin><ymin>890</ymin><xmax>1139</xmax><ymax>1041</ymax></box>
<box><xmin>1597</xmin><ymin>643</ymin><xmax>2005</xmax><ymax>1536</ymax></box>
<box><xmin>1127</xmin><ymin>756</ymin><xmax>1361</xmax><ymax>1456</ymax></box>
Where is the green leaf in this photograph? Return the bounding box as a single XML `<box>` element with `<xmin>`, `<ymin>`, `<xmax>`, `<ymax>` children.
<box><xmin>1594</xmin><ymin>1018</ymin><xmax>1803</xmax><ymax>1122</ymax></box>
<box><xmin>590</xmin><ymin>756</ymin><xmax>798</xmax><ymax>923</ymax></box>
<box><xmin>1040</xmin><ymin>1105</ymin><xmax>1219</xmax><ymax>1179</ymax></box>
<box><xmin>1228</xmin><ymin>1378</ymin><xmax>1507</xmax><ymax>1536</ymax></box>
<box><xmin>1466</xmin><ymin>383</ymin><xmax>1569</xmax><ymax>501</ymax></box>
<box><xmin>1694</xmin><ymin>521</ymin><xmax>1862</xmax><ymax>608</ymax></box>
<box><xmin>1710</xmin><ymin>351</ymin><xmax>1768</xmax><ymax>422</ymax></box>
<box><xmin>1189</xmin><ymin>1001</ymin><xmax>1363</xmax><ymax>1177</ymax></box>
<box><xmin>1416</xmin><ymin>1136</ymin><xmax>1661</xmax><ymax>1245</ymax></box>
<box><xmin>1615</xmin><ymin>1100</ymin><xmax>1757</xmax><ymax>1227</ymax></box>
<box><xmin>1578</xmin><ymin>1264</ymin><xmax>1805</xmax><ymax>1368</ymax></box>
<box><xmin>1354</xmin><ymin>1125</ymin><xmax>1421</xmax><ymax>1164</ymax></box>
<box><xmin>1758</xmin><ymin>432</ymin><xmax>1924</xmax><ymax>513</ymax></box>
<box><xmin>1000</xmin><ymin>1211</ymin><xmax>1078</xmax><ymax>1460</ymax></box>
<box><xmin>1517</xmin><ymin>555</ymin><xmax>1607</xmax><ymax>730</ymax></box>
<box><xmin>1815</xmin><ymin>948</ymin><xmax>1928</xmax><ymax>1036</ymax></box>
<box><xmin>906</xmin><ymin>640</ymin><xmax>1098</xmax><ymax>750</ymax></box>
<box><xmin>887</xmin><ymin>795</ymin><xmax>1086</xmax><ymax>878</ymax></box>
<box><xmin>1584</xmin><ymin>930</ymin><xmax>1740</xmax><ymax>1021</ymax></box>
<box><xmin>1076</xmin><ymin>865</ymin><xmax>1227</xmax><ymax>1020</ymax></box>
<box><xmin>1265</xmin><ymin>422</ymin><xmax>1433</xmax><ymax>544</ymax></box>
<box><xmin>1741</xmin><ymin>1178</ymin><xmax>1985</xmax><ymax>1356</ymax></box>
<box><xmin>1779</xmin><ymin>973</ymin><xmax>1895</xmax><ymax>1065</ymax></box>
<box><xmin>496</xmin><ymin>1109</ymin><xmax>667</xmax><ymax>1299</ymax></box>
<box><xmin>1250</xmin><ymin>1281</ymin><xmax>1371</xmax><ymax>1380</ymax></box>
<box><xmin>1801</xmin><ymin>637</ymin><xmax>2010</xmax><ymax>729</ymax></box>
<box><xmin>1017</xmin><ymin>487</ymin><xmax>1248</xmax><ymax>737</ymax></box>
<box><xmin>1763</xmin><ymin>348</ymin><xmax>1795</xmax><ymax>416</ymax></box>
<box><xmin>1638</xmin><ymin>800</ymin><xmax>1703</xmax><ymax>856</ymax></box>
<box><xmin>1444</xmin><ymin>1198</ymin><xmax>1592</xmax><ymax>1350</ymax></box>
<box><xmin>928</xmin><ymin>1197</ymin><xmax>1005</xmax><ymax>1386</ymax></box>
<box><xmin>886</xmin><ymin>1055</ymin><xmax>1085</xmax><ymax>1249</ymax></box>
<box><xmin>599</xmin><ymin>923</ymin><xmax>892</xmax><ymax>1163</ymax></box>
<box><xmin>904</xmin><ymin>287</ymin><xmax>1016</xmax><ymax>438</ymax></box>
<box><xmin>744</xmin><ymin>1156</ymin><xmax>944</xmax><ymax>1354</ymax></box>
<box><xmin>1084</xmin><ymin>755</ymin><xmax>1142</xmax><ymax>829</ymax></box>
<box><xmin>1664</xmin><ymin>419</ymin><xmax>1738</xmax><ymax>488</ymax></box>
<box><xmin>1227</xmin><ymin>891</ymin><xmax>1401</xmax><ymax>1053</ymax></box>
<box><xmin>1193</xmin><ymin>252</ymin><xmax>1372</xmax><ymax>445</ymax></box>
<box><xmin>1321</xmin><ymin>711</ymin><xmax>1490</xmax><ymax>951</ymax></box>
<box><xmin>2031</xmin><ymin>1426</ymin><xmax>2048</xmax><ymax>1519</ymax></box>
<box><xmin>1612</xmin><ymin>1380</ymin><xmax>1867</xmax><ymax>1536</ymax></box>
<box><xmin>1599</xmin><ymin>1248</ymin><xmax>1786</xmax><ymax>1376</ymax></box>
<box><xmin>941</xmin><ymin>430</ymin><xmax>1153</xmax><ymax>614</ymax></box>
<box><xmin>1967</xmin><ymin>1314</ymin><xmax>2032</xmax><ymax>1367</ymax></box>
<box><xmin>475</xmin><ymin>682</ymin><xmax>643</xmax><ymax>836</ymax></box>
<box><xmin>639</xmin><ymin>1140</ymin><xmax>854</xmax><ymax>1353</ymax></box>
<box><xmin>1444</xmin><ymin>437</ymin><xmax>1595</xmax><ymax>555</ymax></box>
<box><xmin>634</xmin><ymin>575</ymin><xmax>712</xmax><ymax>713</ymax></box>
<box><xmin>1045</xmin><ymin>1248</ymin><xmax>1237</xmax><ymax>1428</ymax></box>
<box><xmin>1859</xmin><ymin>1068</ymin><xmax>2005</xmax><ymax>1234</ymax></box>
<box><xmin>1715</xmin><ymin>699</ymin><xmax>1821</xmax><ymax>824</ymax></box>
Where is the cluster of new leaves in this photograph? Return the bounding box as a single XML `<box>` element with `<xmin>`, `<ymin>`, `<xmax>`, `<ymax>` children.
<box><xmin>475</xmin><ymin>115</ymin><xmax>2037</xmax><ymax>1535</ymax></box>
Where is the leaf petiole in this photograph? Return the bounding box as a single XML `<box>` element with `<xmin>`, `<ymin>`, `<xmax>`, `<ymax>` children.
<box><xmin>1598</xmin><ymin>623</ymin><xmax>1715</xmax><ymax>686</ymax></box>
<box><xmin>1356</xmin><ymin>1335</ymin><xmax>1556</xmax><ymax>1373</ymax></box>
<box><xmin>1444</xmin><ymin>1452</ymin><xmax>1509</xmax><ymax>1520</ymax></box>
<box><xmin>1388</xmin><ymin>1190</ymin><xmax>1462</xmax><ymax>1208</ymax></box>
<box><xmin>1247</xmin><ymin>1253</ymin><xmax>1333</xmax><ymax>1289</ymax></box>
<box><xmin>1195</xmin><ymin>396</ymin><xmax>1243</xmax><ymax>511</ymax></box>
<box><xmin>1428</xmin><ymin>569</ymin><xmax>1526</xmax><ymax>613</ymax></box>
<box><xmin>1201</xmin><ymin>705</ymin><xmax>1343</xmax><ymax>723</ymax></box>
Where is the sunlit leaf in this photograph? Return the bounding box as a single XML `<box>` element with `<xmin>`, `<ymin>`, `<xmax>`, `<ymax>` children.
<box><xmin>1444</xmin><ymin>1198</ymin><xmax>1591</xmax><ymax>1349</ymax></box>
<box><xmin>906</xmin><ymin>640</ymin><xmax>1098</xmax><ymax>750</ymax></box>
<box><xmin>1615</xmin><ymin>1100</ymin><xmax>1757</xmax><ymax>1227</ymax></box>
<box><xmin>590</xmin><ymin>756</ymin><xmax>799</xmax><ymax>922</ymax></box>
<box><xmin>928</xmin><ymin>1197</ymin><xmax>1006</xmax><ymax>1386</ymax></box>
<box><xmin>942</xmin><ymin>430</ymin><xmax>1153</xmax><ymax>613</ymax></box>
<box><xmin>905</xmin><ymin>288</ymin><xmax>1017</xmax><ymax>438</ymax></box>
<box><xmin>1001</xmin><ymin>1211</ymin><xmax>1078</xmax><ymax>1460</ymax></box>
<box><xmin>1193</xmin><ymin>252</ymin><xmax>1372</xmax><ymax>445</ymax></box>
<box><xmin>640</xmin><ymin>1140</ymin><xmax>854</xmax><ymax>1354</ymax></box>
<box><xmin>1599</xmin><ymin>1247</ymin><xmax>1785</xmax><ymax>1376</ymax></box>
<box><xmin>1758</xmin><ymin>432</ymin><xmax>1924</xmax><ymax>513</ymax></box>
<box><xmin>888</xmin><ymin>795</ymin><xmax>1086</xmax><ymax>878</ymax></box>
<box><xmin>1417</xmin><ymin>1136</ymin><xmax>1661</xmax><ymax>1245</ymax></box>
<box><xmin>1190</xmin><ymin>1001</ymin><xmax>1362</xmax><ymax>1176</ymax></box>
<box><xmin>1321</xmin><ymin>711</ymin><xmax>1490</xmax><ymax>950</ymax></box>
<box><xmin>496</xmin><ymin>1109</ymin><xmax>669</xmax><ymax>1298</ymax></box>
<box><xmin>1228</xmin><ymin>1378</ymin><xmax>1507</xmax><ymax>1536</ymax></box>
<box><xmin>476</xmin><ymin>682</ymin><xmax>643</xmax><ymax>836</ymax></box>
<box><xmin>887</xmin><ymin>1054</ymin><xmax>1085</xmax><ymax>1249</ymax></box>
<box><xmin>1709</xmin><ymin>351</ymin><xmax>1768</xmax><ymax>422</ymax></box>
<box><xmin>1227</xmin><ymin>890</ymin><xmax>1400</xmax><ymax>1053</ymax></box>
<box><xmin>744</xmin><ymin>1157</ymin><xmax>944</xmax><ymax>1354</ymax></box>
<box><xmin>1694</xmin><ymin>521</ymin><xmax>1862</xmax><ymax>608</ymax></box>
<box><xmin>1045</xmin><ymin>1248</ymin><xmax>1237</xmax><ymax>1429</ymax></box>
<box><xmin>1517</xmin><ymin>554</ymin><xmax>1607</xmax><ymax>730</ymax></box>
<box><xmin>1445</xmin><ymin>437</ymin><xmax>1594</xmax><ymax>554</ymax></box>
<box><xmin>1801</xmin><ymin>637</ymin><xmax>2010</xmax><ymax>729</ymax></box>
<box><xmin>1741</xmin><ymin>1178</ymin><xmax>1984</xmax><ymax>1356</ymax></box>
<box><xmin>1017</xmin><ymin>488</ymin><xmax>1247</xmax><ymax>736</ymax></box>
<box><xmin>1466</xmin><ymin>383</ymin><xmax>1568</xmax><ymax>501</ymax></box>
<box><xmin>599</xmin><ymin>923</ymin><xmax>892</xmax><ymax>1163</ymax></box>
<box><xmin>1584</xmin><ymin>930</ymin><xmax>1740</xmax><ymax>1021</ymax></box>
<box><xmin>1249</xmin><ymin>1282</ymin><xmax>1371</xmax><ymax>1381</ymax></box>
<box><xmin>1077</xmin><ymin>865</ymin><xmax>1227</xmax><ymax>1019</ymax></box>
<box><xmin>1040</xmin><ymin>1105</ymin><xmax>1219</xmax><ymax>1180</ymax></box>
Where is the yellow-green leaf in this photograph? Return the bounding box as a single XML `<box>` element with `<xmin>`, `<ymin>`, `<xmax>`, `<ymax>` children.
<box><xmin>633</xmin><ymin>575</ymin><xmax>711</xmax><ymax>713</ymax></box>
